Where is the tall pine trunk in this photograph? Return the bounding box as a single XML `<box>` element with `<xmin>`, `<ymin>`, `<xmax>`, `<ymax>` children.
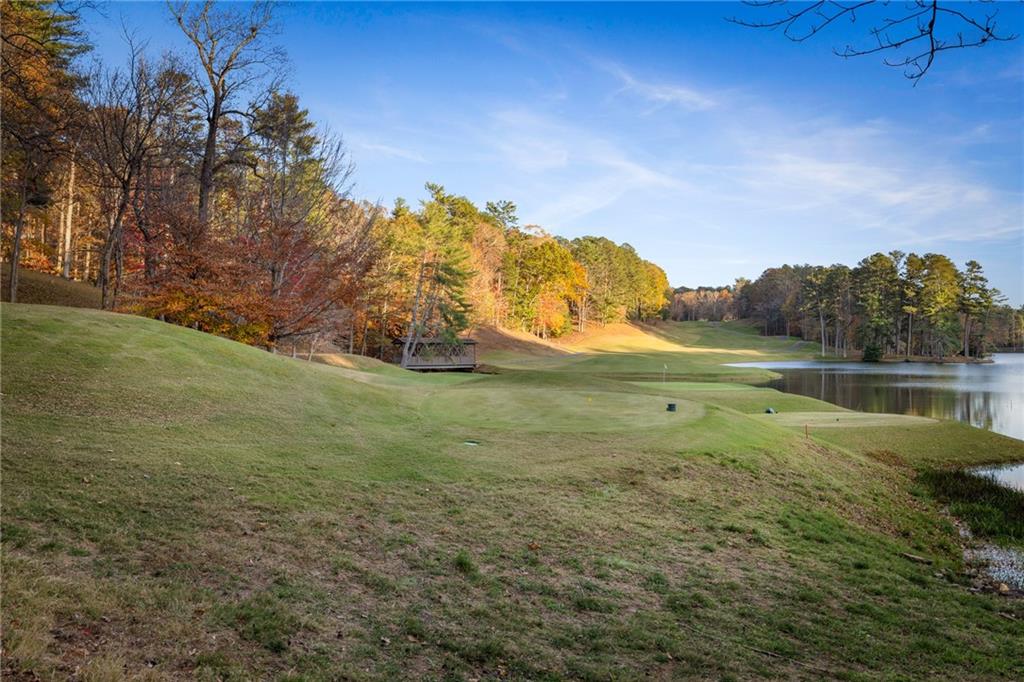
<box><xmin>6</xmin><ymin>181</ymin><xmax>29</xmax><ymax>303</ymax></box>
<box><xmin>61</xmin><ymin>154</ymin><xmax>77</xmax><ymax>278</ymax></box>
<box><xmin>402</xmin><ymin>253</ymin><xmax>429</xmax><ymax>367</ymax></box>
<box><xmin>906</xmin><ymin>314</ymin><xmax>913</xmax><ymax>358</ymax></box>
<box><xmin>819</xmin><ymin>309</ymin><xmax>826</xmax><ymax>356</ymax></box>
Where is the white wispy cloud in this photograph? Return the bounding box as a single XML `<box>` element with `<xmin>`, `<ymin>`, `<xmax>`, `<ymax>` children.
<box><xmin>946</xmin><ymin>123</ymin><xmax>994</xmax><ymax>145</ymax></box>
<box><xmin>600</xmin><ymin>61</ymin><xmax>717</xmax><ymax>111</ymax></box>
<box><xmin>480</xmin><ymin>107</ymin><xmax>692</xmax><ymax>227</ymax></box>
<box><xmin>487</xmin><ymin>110</ymin><xmax>571</xmax><ymax>172</ymax></box>
<box><xmin>472</xmin><ymin>95</ymin><xmax>1021</xmax><ymax>261</ymax></box>
<box><xmin>357</xmin><ymin>141</ymin><xmax>427</xmax><ymax>164</ymax></box>
<box><xmin>769</xmin><ymin>160</ymin><xmax>1007</xmax><ymax>240</ymax></box>
<box><xmin>346</xmin><ymin>45</ymin><xmax>1020</xmax><ymax>299</ymax></box>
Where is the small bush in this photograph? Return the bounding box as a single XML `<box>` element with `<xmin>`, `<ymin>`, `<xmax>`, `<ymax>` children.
<box><xmin>862</xmin><ymin>344</ymin><xmax>883</xmax><ymax>362</ymax></box>
<box><xmin>453</xmin><ymin>550</ymin><xmax>478</xmax><ymax>576</ymax></box>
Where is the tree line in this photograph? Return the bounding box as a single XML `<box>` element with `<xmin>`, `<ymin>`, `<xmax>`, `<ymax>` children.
<box><xmin>359</xmin><ymin>186</ymin><xmax>670</xmax><ymax>361</ymax></box>
<box><xmin>671</xmin><ymin>284</ymin><xmax>742</xmax><ymax>323</ymax></box>
<box><xmin>694</xmin><ymin>253</ymin><xmax>1021</xmax><ymax>360</ymax></box>
<box><xmin>2</xmin><ymin>1</ymin><xmax>671</xmax><ymax>358</ymax></box>
<box><xmin>7</xmin><ymin>2</ymin><xmax>1015</xmax><ymax>362</ymax></box>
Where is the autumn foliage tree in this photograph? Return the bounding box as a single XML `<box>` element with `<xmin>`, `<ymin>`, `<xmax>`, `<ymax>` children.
<box><xmin>2</xmin><ymin>0</ymin><xmax>86</xmax><ymax>301</ymax></box>
<box><xmin>2</xmin><ymin>0</ymin><xmax>674</xmax><ymax>361</ymax></box>
<box><xmin>503</xmin><ymin>236</ymin><xmax>581</xmax><ymax>338</ymax></box>
<box><xmin>240</xmin><ymin>92</ymin><xmax>376</xmax><ymax>349</ymax></box>
<box><xmin>82</xmin><ymin>48</ymin><xmax>193</xmax><ymax>308</ymax></box>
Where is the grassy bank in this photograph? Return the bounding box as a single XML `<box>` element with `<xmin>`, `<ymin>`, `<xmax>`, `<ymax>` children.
<box><xmin>3</xmin><ymin>304</ymin><xmax>1023</xmax><ymax>680</ymax></box>
<box><xmin>1</xmin><ymin>265</ymin><xmax>101</xmax><ymax>309</ymax></box>
<box><xmin>480</xmin><ymin>320</ymin><xmax>818</xmax><ymax>384</ymax></box>
<box><xmin>917</xmin><ymin>470</ymin><xmax>1024</xmax><ymax>548</ymax></box>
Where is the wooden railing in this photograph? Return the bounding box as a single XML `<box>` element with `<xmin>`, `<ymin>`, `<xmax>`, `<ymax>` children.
<box><xmin>401</xmin><ymin>352</ymin><xmax>476</xmax><ymax>369</ymax></box>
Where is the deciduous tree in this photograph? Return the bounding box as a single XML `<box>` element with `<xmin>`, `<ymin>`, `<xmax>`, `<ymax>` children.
<box><xmin>2</xmin><ymin>0</ymin><xmax>86</xmax><ymax>301</ymax></box>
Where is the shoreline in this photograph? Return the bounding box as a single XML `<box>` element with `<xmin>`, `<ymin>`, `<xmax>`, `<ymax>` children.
<box><xmin>816</xmin><ymin>354</ymin><xmax>996</xmax><ymax>365</ymax></box>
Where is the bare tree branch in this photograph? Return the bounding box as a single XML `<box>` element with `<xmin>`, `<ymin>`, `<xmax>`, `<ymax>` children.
<box><xmin>728</xmin><ymin>0</ymin><xmax>1019</xmax><ymax>82</ymax></box>
<box><xmin>167</xmin><ymin>0</ymin><xmax>286</xmax><ymax>230</ymax></box>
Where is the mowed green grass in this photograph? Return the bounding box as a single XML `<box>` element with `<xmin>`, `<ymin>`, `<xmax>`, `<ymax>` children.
<box><xmin>3</xmin><ymin>304</ymin><xmax>1024</xmax><ymax>681</ymax></box>
<box><xmin>481</xmin><ymin>320</ymin><xmax>819</xmax><ymax>383</ymax></box>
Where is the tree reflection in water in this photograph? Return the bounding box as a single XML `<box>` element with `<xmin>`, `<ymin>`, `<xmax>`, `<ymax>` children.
<box><xmin>736</xmin><ymin>353</ymin><xmax>1024</xmax><ymax>442</ymax></box>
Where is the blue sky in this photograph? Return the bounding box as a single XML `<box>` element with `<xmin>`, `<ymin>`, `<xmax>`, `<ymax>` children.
<box><xmin>85</xmin><ymin>2</ymin><xmax>1024</xmax><ymax>303</ymax></box>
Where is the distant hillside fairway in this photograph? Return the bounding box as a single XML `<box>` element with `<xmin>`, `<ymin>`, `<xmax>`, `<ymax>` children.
<box><xmin>1</xmin><ymin>266</ymin><xmax>100</xmax><ymax>309</ymax></box>
<box><xmin>3</xmin><ymin>304</ymin><xmax>1022</xmax><ymax>680</ymax></box>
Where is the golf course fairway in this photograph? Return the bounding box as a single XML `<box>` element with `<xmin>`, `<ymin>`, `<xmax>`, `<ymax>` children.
<box><xmin>3</xmin><ymin>304</ymin><xmax>1022</xmax><ymax>680</ymax></box>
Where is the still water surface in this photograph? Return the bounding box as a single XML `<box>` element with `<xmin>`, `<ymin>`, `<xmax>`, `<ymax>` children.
<box><xmin>972</xmin><ymin>463</ymin><xmax>1024</xmax><ymax>493</ymax></box>
<box><xmin>729</xmin><ymin>354</ymin><xmax>1024</xmax><ymax>489</ymax></box>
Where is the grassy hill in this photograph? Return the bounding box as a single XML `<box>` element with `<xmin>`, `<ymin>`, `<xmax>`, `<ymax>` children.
<box><xmin>1</xmin><ymin>265</ymin><xmax>101</xmax><ymax>309</ymax></box>
<box><xmin>479</xmin><ymin>320</ymin><xmax>817</xmax><ymax>383</ymax></box>
<box><xmin>2</xmin><ymin>304</ymin><xmax>1023</xmax><ymax>680</ymax></box>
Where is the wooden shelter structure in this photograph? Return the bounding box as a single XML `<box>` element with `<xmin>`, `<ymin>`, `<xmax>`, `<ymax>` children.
<box><xmin>393</xmin><ymin>337</ymin><xmax>478</xmax><ymax>371</ymax></box>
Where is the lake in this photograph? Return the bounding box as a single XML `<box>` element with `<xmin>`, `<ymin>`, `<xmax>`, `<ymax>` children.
<box><xmin>972</xmin><ymin>462</ymin><xmax>1024</xmax><ymax>493</ymax></box>
<box><xmin>728</xmin><ymin>353</ymin><xmax>1024</xmax><ymax>490</ymax></box>
<box><xmin>730</xmin><ymin>353</ymin><xmax>1024</xmax><ymax>441</ymax></box>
